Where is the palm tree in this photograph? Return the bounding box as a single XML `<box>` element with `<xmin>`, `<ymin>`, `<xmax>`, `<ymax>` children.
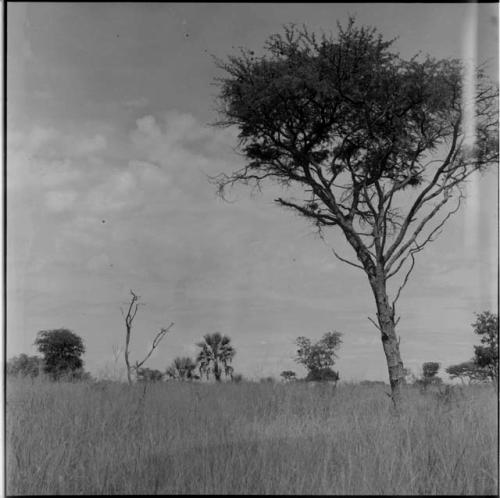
<box><xmin>166</xmin><ymin>357</ymin><xmax>198</xmax><ymax>381</ymax></box>
<box><xmin>196</xmin><ymin>332</ymin><xmax>235</xmax><ymax>382</ymax></box>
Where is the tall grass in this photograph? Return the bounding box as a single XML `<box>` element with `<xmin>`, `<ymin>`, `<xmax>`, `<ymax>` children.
<box><xmin>6</xmin><ymin>378</ymin><xmax>498</xmax><ymax>495</ymax></box>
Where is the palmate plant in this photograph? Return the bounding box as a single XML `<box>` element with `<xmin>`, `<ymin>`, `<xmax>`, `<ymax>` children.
<box><xmin>196</xmin><ymin>332</ymin><xmax>235</xmax><ymax>382</ymax></box>
<box><xmin>166</xmin><ymin>357</ymin><xmax>199</xmax><ymax>381</ymax></box>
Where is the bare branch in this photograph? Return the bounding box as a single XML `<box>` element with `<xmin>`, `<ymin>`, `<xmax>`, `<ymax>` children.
<box><xmin>383</xmin><ymin>120</ymin><xmax>462</xmax><ymax>263</ymax></box>
<box><xmin>385</xmin><ymin>191</ymin><xmax>451</xmax><ymax>272</ymax></box>
<box><xmin>122</xmin><ymin>290</ymin><xmax>174</xmax><ymax>383</ymax></box>
<box><xmin>331</xmin><ymin>248</ymin><xmax>364</xmax><ymax>270</ymax></box>
<box><xmin>387</xmin><ymin>192</ymin><xmax>464</xmax><ymax>277</ymax></box>
<box><xmin>368</xmin><ymin>316</ymin><xmax>381</xmax><ymax>331</ymax></box>
<box><xmin>135</xmin><ymin>322</ymin><xmax>175</xmax><ymax>370</ymax></box>
<box><xmin>391</xmin><ymin>250</ymin><xmax>416</xmax><ymax>310</ymax></box>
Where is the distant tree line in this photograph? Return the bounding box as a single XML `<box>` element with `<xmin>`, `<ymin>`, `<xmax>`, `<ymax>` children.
<box><xmin>7</xmin><ymin>311</ymin><xmax>496</xmax><ymax>388</ymax></box>
<box><xmin>401</xmin><ymin>311</ymin><xmax>498</xmax><ymax>388</ymax></box>
<box><xmin>7</xmin><ymin>327</ymin><xmax>238</xmax><ymax>384</ymax></box>
<box><xmin>446</xmin><ymin>311</ymin><xmax>498</xmax><ymax>384</ymax></box>
<box><xmin>134</xmin><ymin>332</ymin><xmax>237</xmax><ymax>383</ymax></box>
<box><xmin>7</xmin><ymin>329</ymin><xmax>90</xmax><ymax>381</ymax></box>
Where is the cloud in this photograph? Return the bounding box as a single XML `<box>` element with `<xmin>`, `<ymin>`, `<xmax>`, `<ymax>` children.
<box><xmin>10</xmin><ymin>125</ymin><xmax>108</xmax><ymax>162</ymax></box>
<box><xmin>45</xmin><ymin>190</ymin><xmax>78</xmax><ymax>213</ymax></box>
<box><xmin>124</xmin><ymin>97</ymin><xmax>149</xmax><ymax>109</ymax></box>
<box><xmin>28</xmin><ymin>126</ymin><xmax>60</xmax><ymax>149</ymax></box>
<box><xmin>74</xmin><ymin>134</ymin><xmax>107</xmax><ymax>156</ymax></box>
<box><xmin>7</xmin><ymin>111</ymin><xmax>245</xmax><ymax>285</ymax></box>
<box><xmin>8</xmin><ymin>109</ymin><xmax>496</xmax><ymax>382</ymax></box>
<box><xmin>133</xmin><ymin>115</ymin><xmax>162</xmax><ymax>142</ymax></box>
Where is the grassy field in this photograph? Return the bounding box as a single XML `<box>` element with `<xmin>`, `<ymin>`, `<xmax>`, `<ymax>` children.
<box><xmin>6</xmin><ymin>377</ymin><xmax>498</xmax><ymax>495</ymax></box>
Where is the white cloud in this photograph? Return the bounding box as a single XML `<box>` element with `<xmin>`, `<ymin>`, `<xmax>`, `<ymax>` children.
<box><xmin>29</xmin><ymin>126</ymin><xmax>60</xmax><ymax>150</ymax></box>
<box><xmin>74</xmin><ymin>134</ymin><xmax>107</xmax><ymax>156</ymax></box>
<box><xmin>133</xmin><ymin>115</ymin><xmax>162</xmax><ymax>141</ymax></box>
<box><xmin>10</xmin><ymin>125</ymin><xmax>108</xmax><ymax>161</ymax></box>
<box><xmin>45</xmin><ymin>190</ymin><xmax>78</xmax><ymax>212</ymax></box>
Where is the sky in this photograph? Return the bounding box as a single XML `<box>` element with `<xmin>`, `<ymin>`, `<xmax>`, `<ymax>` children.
<box><xmin>6</xmin><ymin>3</ymin><xmax>498</xmax><ymax>382</ymax></box>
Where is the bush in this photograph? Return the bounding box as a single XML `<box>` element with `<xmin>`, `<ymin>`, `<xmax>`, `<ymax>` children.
<box><xmin>305</xmin><ymin>368</ymin><xmax>339</xmax><ymax>382</ymax></box>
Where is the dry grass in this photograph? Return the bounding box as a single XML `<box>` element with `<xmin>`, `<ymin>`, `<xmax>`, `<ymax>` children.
<box><xmin>6</xmin><ymin>378</ymin><xmax>498</xmax><ymax>495</ymax></box>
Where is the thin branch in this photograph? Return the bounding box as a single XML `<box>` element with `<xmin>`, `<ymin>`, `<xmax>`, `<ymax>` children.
<box><xmin>384</xmin><ymin>119</ymin><xmax>461</xmax><ymax>263</ymax></box>
<box><xmin>135</xmin><ymin>322</ymin><xmax>175</xmax><ymax>371</ymax></box>
<box><xmin>391</xmin><ymin>249</ymin><xmax>416</xmax><ymax>310</ymax></box>
<box><xmin>385</xmin><ymin>191</ymin><xmax>451</xmax><ymax>272</ymax></box>
<box><xmin>387</xmin><ymin>192</ymin><xmax>464</xmax><ymax>277</ymax></box>
<box><xmin>368</xmin><ymin>316</ymin><xmax>381</xmax><ymax>331</ymax></box>
<box><xmin>331</xmin><ymin>248</ymin><xmax>364</xmax><ymax>270</ymax></box>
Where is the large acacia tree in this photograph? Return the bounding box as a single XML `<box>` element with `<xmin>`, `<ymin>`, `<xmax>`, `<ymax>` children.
<box><xmin>212</xmin><ymin>20</ymin><xmax>498</xmax><ymax>407</ymax></box>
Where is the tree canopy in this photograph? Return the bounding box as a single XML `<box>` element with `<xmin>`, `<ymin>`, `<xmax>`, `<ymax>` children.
<box><xmin>422</xmin><ymin>362</ymin><xmax>440</xmax><ymax>379</ymax></box>
<box><xmin>212</xmin><ymin>18</ymin><xmax>498</xmax><ymax>407</ymax></box>
<box><xmin>7</xmin><ymin>354</ymin><xmax>43</xmax><ymax>378</ymax></box>
<box><xmin>472</xmin><ymin>311</ymin><xmax>498</xmax><ymax>382</ymax></box>
<box><xmin>166</xmin><ymin>357</ymin><xmax>198</xmax><ymax>381</ymax></box>
<box><xmin>34</xmin><ymin>329</ymin><xmax>86</xmax><ymax>380</ymax></box>
<box><xmin>295</xmin><ymin>331</ymin><xmax>342</xmax><ymax>381</ymax></box>
<box><xmin>196</xmin><ymin>332</ymin><xmax>235</xmax><ymax>382</ymax></box>
<box><xmin>137</xmin><ymin>368</ymin><xmax>164</xmax><ymax>383</ymax></box>
<box><xmin>446</xmin><ymin>361</ymin><xmax>488</xmax><ymax>384</ymax></box>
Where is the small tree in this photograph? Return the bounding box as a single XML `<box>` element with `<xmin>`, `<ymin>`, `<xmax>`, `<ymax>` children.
<box><xmin>305</xmin><ymin>367</ymin><xmax>339</xmax><ymax>383</ymax></box>
<box><xmin>417</xmin><ymin>361</ymin><xmax>442</xmax><ymax>390</ymax></box>
<box><xmin>446</xmin><ymin>361</ymin><xmax>488</xmax><ymax>384</ymax></box>
<box><xmin>260</xmin><ymin>376</ymin><xmax>275</xmax><ymax>383</ymax></box>
<box><xmin>6</xmin><ymin>354</ymin><xmax>43</xmax><ymax>378</ymax></box>
<box><xmin>137</xmin><ymin>367</ymin><xmax>164</xmax><ymax>383</ymax></box>
<box><xmin>34</xmin><ymin>329</ymin><xmax>85</xmax><ymax>380</ymax></box>
<box><xmin>472</xmin><ymin>311</ymin><xmax>498</xmax><ymax>383</ymax></box>
<box><xmin>121</xmin><ymin>290</ymin><xmax>174</xmax><ymax>384</ymax></box>
<box><xmin>166</xmin><ymin>357</ymin><xmax>199</xmax><ymax>380</ymax></box>
<box><xmin>212</xmin><ymin>19</ymin><xmax>498</xmax><ymax>408</ymax></box>
<box><xmin>280</xmin><ymin>370</ymin><xmax>297</xmax><ymax>382</ymax></box>
<box><xmin>196</xmin><ymin>332</ymin><xmax>235</xmax><ymax>382</ymax></box>
<box><xmin>422</xmin><ymin>362</ymin><xmax>440</xmax><ymax>379</ymax></box>
<box><xmin>232</xmin><ymin>373</ymin><xmax>244</xmax><ymax>383</ymax></box>
<box><xmin>295</xmin><ymin>331</ymin><xmax>342</xmax><ymax>382</ymax></box>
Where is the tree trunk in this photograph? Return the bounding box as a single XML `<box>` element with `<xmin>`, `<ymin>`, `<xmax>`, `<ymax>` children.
<box><xmin>370</xmin><ymin>274</ymin><xmax>405</xmax><ymax>410</ymax></box>
<box><xmin>214</xmin><ymin>361</ymin><xmax>221</xmax><ymax>382</ymax></box>
<box><xmin>125</xmin><ymin>334</ymin><xmax>132</xmax><ymax>385</ymax></box>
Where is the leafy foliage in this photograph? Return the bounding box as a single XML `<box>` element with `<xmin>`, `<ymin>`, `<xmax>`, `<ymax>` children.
<box><xmin>422</xmin><ymin>362</ymin><xmax>440</xmax><ymax>379</ymax></box>
<box><xmin>295</xmin><ymin>331</ymin><xmax>343</xmax><ymax>376</ymax></box>
<box><xmin>446</xmin><ymin>361</ymin><xmax>489</xmax><ymax>384</ymax></box>
<box><xmin>472</xmin><ymin>311</ymin><xmax>498</xmax><ymax>382</ymax></box>
<box><xmin>280</xmin><ymin>370</ymin><xmax>297</xmax><ymax>382</ymax></box>
<box><xmin>137</xmin><ymin>368</ymin><xmax>164</xmax><ymax>383</ymax></box>
<box><xmin>166</xmin><ymin>357</ymin><xmax>199</xmax><ymax>381</ymax></box>
<box><xmin>196</xmin><ymin>332</ymin><xmax>235</xmax><ymax>381</ymax></box>
<box><xmin>6</xmin><ymin>354</ymin><xmax>43</xmax><ymax>378</ymax></box>
<box><xmin>214</xmin><ymin>19</ymin><xmax>497</xmax><ymax>241</ymax></box>
<box><xmin>212</xmin><ymin>18</ymin><xmax>498</xmax><ymax>404</ymax></box>
<box><xmin>305</xmin><ymin>367</ymin><xmax>339</xmax><ymax>382</ymax></box>
<box><xmin>34</xmin><ymin>329</ymin><xmax>86</xmax><ymax>380</ymax></box>
<box><xmin>416</xmin><ymin>362</ymin><xmax>442</xmax><ymax>389</ymax></box>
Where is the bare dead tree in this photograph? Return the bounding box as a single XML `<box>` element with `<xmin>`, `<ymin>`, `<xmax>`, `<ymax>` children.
<box><xmin>121</xmin><ymin>290</ymin><xmax>174</xmax><ymax>384</ymax></box>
